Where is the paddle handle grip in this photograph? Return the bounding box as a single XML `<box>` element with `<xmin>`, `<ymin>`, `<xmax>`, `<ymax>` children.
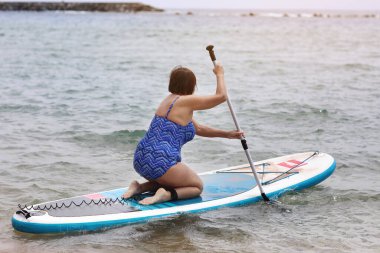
<box><xmin>206</xmin><ymin>45</ymin><xmax>216</xmax><ymax>61</ymax></box>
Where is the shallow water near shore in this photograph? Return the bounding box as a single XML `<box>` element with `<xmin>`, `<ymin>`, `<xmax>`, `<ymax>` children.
<box><xmin>1</xmin><ymin>10</ymin><xmax>380</xmax><ymax>253</ymax></box>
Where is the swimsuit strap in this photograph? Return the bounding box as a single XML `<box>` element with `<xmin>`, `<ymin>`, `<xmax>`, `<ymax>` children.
<box><xmin>165</xmin><ymin>96</ymin><xmax>180</xmax><ymax>118</ymax></box>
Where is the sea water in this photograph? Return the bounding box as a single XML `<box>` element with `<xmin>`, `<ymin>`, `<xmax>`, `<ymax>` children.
<box><xmin>0</xmin><ymin>10</ymin><xmax>379</xmax><ymax>253</ymax></box>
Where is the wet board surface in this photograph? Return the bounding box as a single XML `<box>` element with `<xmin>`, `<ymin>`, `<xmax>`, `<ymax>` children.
<box><xmin>39</xmin><ymin>173</ymin><xmax>257</xmax><ymax>217</ymax></box>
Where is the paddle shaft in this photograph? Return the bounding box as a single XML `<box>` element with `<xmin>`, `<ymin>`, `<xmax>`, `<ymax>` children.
<box><xmin>206</xmin><ymin>45</ymin><xmax>270</xmax><ymax>201</ymax></box>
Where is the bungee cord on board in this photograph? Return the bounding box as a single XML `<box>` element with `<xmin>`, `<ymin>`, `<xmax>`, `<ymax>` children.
<box><xmin>16</xmin><ymin>195</ymin><xmax>150</xmax><ymax>219</ymax></box>
<box><xmin>263</xmin><ymin>151</ymin><xmax>319</xmax><ymax>185</ymax></box>
<box><xmin>18</xmin><ymin>197</ymin><xmax>129</xmax><ymax>212</ymax></box>
<box><xmin>217</xmin><ymin>151</ymin><xmax>319</xmax><ymax>185</ymax></box>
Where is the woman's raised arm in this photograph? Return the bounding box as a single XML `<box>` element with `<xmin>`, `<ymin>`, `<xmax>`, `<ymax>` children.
<box><xmin>181</xmin><ymin>62</ymin><xmax>227</xmax><ymax>110</ymax></box>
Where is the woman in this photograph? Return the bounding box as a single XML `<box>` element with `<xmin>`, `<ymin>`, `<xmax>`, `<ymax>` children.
<box><xmin>122</xmin><ymin>62</ymin><xmax>243</xmax><ymax>205</ymax></box>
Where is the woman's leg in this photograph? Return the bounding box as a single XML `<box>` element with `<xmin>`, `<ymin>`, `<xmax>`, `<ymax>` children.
<box><xmin>122</xmin><ymin>180</ymin><xmax>159</xmax><ymax>199</ymax></box>
<box><xmin>139</xmin><ymin>163</ymin><xmax>203</xmax><ymax>205</ymax></box>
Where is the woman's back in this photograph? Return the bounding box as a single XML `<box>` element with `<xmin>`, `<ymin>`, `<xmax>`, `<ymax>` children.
<box><xmin>155</xmin><ymin>94</ymin><xmax>193</xmax><ymax>126</ymax></box>
<box><xmin>134</xmin><ymin>95</ymin><xmax>195</xmax><ymax>180</ymax></box>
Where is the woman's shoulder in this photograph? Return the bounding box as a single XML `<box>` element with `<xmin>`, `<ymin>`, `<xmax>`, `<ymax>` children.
<box><xmin>176</xmin><ymin>94</ymin><xmax>200</xmax><ymax>104</ymax></box>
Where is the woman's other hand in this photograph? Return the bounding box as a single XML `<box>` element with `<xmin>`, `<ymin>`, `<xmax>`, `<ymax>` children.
<box><xmin>227</xmin><ymin>130</ymin><xmax>244</xmax><ymax>139</ymax></box>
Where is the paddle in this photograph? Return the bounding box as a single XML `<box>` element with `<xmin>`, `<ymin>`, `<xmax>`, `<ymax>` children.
<box><xmin>206</xmin><ymin>45</ymin><xmax>270</xmax><ymax>202</ymax></box>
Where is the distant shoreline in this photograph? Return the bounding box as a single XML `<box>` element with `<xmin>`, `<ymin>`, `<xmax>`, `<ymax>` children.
<box><xmin>165</xmin><ymin>9</ymin><xmax>380</xmax><ymax>19</ymax></box>
<box><xmin>240</xmin><ymin>11</ymin><xmax>379</xmax><ymax>19</ymax></box>
<box><xmin>0</xmin><ymin>2</ymin><xmax>378</xmax><ymax>19</ymax></box>
<box><xmin>0</xmin><ymin>2</ymin><xmax>164</xmax><ymax>12</ymax></box>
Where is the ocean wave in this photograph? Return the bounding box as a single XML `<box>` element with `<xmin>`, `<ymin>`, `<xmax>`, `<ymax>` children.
<box><xmin>260</xmin><ymin>102</ymin><xmax>330</xmax><ymax>118</ymax></box>
<box><xmin>0</xmin><ymin>104</ymin><xmax>42</xmax><ymax>113</ymax></box>
<box><xmin>342</xmin><ymin>63</ymin><xmax>377</xmax><ymax>71</ymax></box>
<box><xmin>71</xmin><ymin>129</ymin><xmax>146</xmax><ymax>149</ymax></box>
<box><xmin>279</xmin><ymin>187</ymin><xmax>380</xmax><ymax>207</ymax></box>
<box><xmin>331</xmin><ymin>190</ymin><xmax>380</xmax><ymax>203</ymax></box>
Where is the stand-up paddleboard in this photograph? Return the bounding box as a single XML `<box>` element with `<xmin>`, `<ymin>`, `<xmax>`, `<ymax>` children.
<box><xmin>12</xmin><ymin>151</ymin><xmax>335</xmax><ymax>234</ymax></box>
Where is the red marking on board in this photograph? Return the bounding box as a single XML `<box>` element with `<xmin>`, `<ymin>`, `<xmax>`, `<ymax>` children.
<box><xmin>278</xmin><ymin>159</ymin><xmax>307</xmax><ymax>168</ymax></box>
<box><xmin>288</xmin><ymin>160</ymin><xmax>307</xmax><ymax>165</ymax></box>
<box><xmin>278</xmin><ymin>162</ymin><xmax>294</xmax><ymax>168</ymax></box>
<box><xmin>85</xmin><ymin>193</ymin><xmax>104</xmax><ymax>200</ymax></box>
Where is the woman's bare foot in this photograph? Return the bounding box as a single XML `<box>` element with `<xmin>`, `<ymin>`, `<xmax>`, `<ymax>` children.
<box><xmin>122</xmin><ymin>180</ymin><xmax>141</xmax><ymax>199</ymax></box>
<box><xmin>139</xmin><ymin>188</ymin><xmax>171</xmax><ymax>205</ymax></box>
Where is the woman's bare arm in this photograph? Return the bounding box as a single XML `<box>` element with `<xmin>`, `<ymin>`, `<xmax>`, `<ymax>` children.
<box><xmin>192</xmin><ymin>119</ymin><xmax>243</xmax><ymax>139</ymax></box>
<box><xmin>180</xmin><ymin>62</ymin><xmax>227</xmax><ymax>111</ymax></box>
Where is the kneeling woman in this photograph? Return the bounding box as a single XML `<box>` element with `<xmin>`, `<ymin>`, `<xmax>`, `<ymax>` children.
<box><xmin>123</xmin><ymin>62</ymin><xmax>243</xmax><ymax>205</ymax></box>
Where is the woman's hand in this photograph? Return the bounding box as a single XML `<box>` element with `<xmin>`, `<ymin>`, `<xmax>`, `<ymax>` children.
<box><xmin>227</xmin><ymin>130</ymin><xmax>244</xmax><ymax>139</ymax></box>
<box><xmin>213</xmin><ymin>62</ymin><xmax>224</xmax><ymax>77</ymax></box>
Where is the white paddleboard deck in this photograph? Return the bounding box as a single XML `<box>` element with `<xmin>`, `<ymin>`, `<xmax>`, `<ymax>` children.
<box><xmin>12</xmin><ymin>151</ymin><xmax>335</xmax><ymax>234</ymax></box>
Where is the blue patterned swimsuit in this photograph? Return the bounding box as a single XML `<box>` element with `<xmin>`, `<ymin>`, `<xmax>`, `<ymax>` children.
<box><xmin>133</xmin><ymin>96</ymin><xmax>196</xmax><ymax>180</ymax></box>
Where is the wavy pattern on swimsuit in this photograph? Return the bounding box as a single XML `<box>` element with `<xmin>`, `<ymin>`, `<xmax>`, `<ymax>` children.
<box><xmin>134</xmin><ymin>97</ymin><xmax>195</xmax><ymax>180</ymax></box>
